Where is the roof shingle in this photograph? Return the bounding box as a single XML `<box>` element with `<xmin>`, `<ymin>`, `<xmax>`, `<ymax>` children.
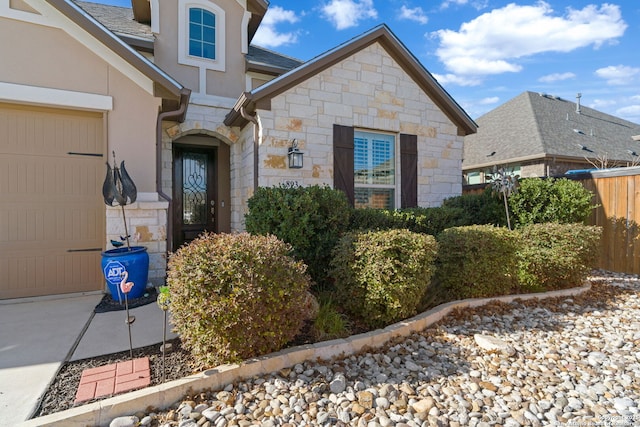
<box><xmin>464</xmin><ymin>91</ymin><xmax>640</xmax><ymax>169</ymax></box>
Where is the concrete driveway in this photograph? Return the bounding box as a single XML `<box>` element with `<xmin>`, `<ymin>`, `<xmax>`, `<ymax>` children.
<box><xmin>0</xmin><ymin>294</ymin><xmax>101</xmax><ymax>427</ymax></box>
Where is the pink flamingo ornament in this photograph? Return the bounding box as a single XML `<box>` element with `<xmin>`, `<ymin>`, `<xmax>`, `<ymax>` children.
<box><xmin>120</xmin><ymin>271</ymin><xmax>136</xmax><ymax>359</ymax></box>
<box><xmin>120</xmin><ymin>271</ymin><xmax>135</xmax><ymax>294</ymax></box>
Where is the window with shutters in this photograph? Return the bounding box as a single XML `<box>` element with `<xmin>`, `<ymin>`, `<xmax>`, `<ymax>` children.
<box><xmin>334</xmin><ymin>124</ymin><xmax>417</xmax><ymax>209</ymax></box>
<box><xmin>353</xmin><ymin>130</ymin><xmax>396</xmax><ymax>209</ymax></box>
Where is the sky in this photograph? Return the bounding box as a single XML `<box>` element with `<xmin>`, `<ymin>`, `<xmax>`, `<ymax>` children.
<box><xmin>91</xmin><ymin>0</ymin><xmax>640</xmax><ymax>124</ymax></box>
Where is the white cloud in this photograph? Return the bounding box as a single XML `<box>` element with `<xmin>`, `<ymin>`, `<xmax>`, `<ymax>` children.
<box><xmin>321</xmin><ymin>0</ymin><xmax>378</xmax><ymax>30</ymax></box>
<box><xmin>595</xmin><ymin>65</ymin><xmax>640</xmax><ymax>86</ymax></box>
<box><xmin>538</xmin><ymin>72</ymin><xmax>576</xmax><ymax>83</ymax></box>
<box><xmin>432</xmin><ymin>73</ymin><xmax>482</xmax><ymax>87</ymax></box>
<box><xmin>589</xmin><ymin>98</ymin><xmax>617</xmax><ymax>110</ymax></box>
<box><xmin>441</xmin><ymin>0</ymin><xmax>487</xmax><ymax>11</ymax></box>
<box><xmin>616</xmin><ymin>105</ymin><xmax>640</xmax><ymax>123</ymax></box>
<box><xmin>252</xmin><ymin>6</ymin><xmax>300</xmax><ymax>48</ymax></box>
<box><xmin>479</xmin><ymin>96</ymin><xmax>499</xmax><ymax>105</ymax></box>
<box><xmin>399</xmin><ymin>5</ymin><xmax>428</xmax><ymax>25</ymax></box>
<box><xmin>432</xmin><ymin>2</ymin><xmax>626</xmax><ymax>84</ymax></box>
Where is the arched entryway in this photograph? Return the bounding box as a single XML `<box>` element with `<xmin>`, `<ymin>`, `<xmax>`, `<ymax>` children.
<box><xmin>171</xmin><ymin>134</ymin><xmax>230</xmax><ymax>251</ymax></box>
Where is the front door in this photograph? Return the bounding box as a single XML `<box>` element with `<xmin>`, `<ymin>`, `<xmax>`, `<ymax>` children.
<box><xmin>173</xmin><ymin>146</ymin><xmax>217</xmax><ymax>250</ymax></box>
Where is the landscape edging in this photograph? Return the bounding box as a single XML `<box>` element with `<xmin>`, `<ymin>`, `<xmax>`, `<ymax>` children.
<box><xmin>21</xmin><ymin>283</ymin><xmax>591</xmax><ymax>427</ymax></box>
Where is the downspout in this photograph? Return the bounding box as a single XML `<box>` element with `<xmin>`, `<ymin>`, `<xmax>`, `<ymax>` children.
<box><xmin>240</xmin><ymin>107</ymin><xmax>261</xmax><ymax>192</ymax></box>
<box><xmin>156</xmin><ymin>89</ymin><xmax>191</xmax><ymax>254</ymax></box>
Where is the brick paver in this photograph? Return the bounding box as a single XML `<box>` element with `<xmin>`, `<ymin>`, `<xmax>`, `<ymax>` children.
<box><xmin>74</xmin><ymin>357</ymin><xmax>150</xmax><ymax>403</ymax></box>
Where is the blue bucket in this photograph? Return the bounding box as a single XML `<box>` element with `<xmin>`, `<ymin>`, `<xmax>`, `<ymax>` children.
<box><xmin>101</xmin><ymin>246</ymin><xmax>149</xmax><ymax>302</ymax></box>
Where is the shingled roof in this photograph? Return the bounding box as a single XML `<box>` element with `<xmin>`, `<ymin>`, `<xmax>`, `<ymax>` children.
<box><xmin>75</xmin><ymin>1</ymin><xmax>152</xmax><ymax>41</ymax></box>
<box><xmin>463</xmin><ymin>91</ymin><xmax>640</xmax><ymax>170</ymax></box>
<box><xmin>246</xmin><ymin>45</ymin><xmax>304</xmax><ymax>75</ymax></box>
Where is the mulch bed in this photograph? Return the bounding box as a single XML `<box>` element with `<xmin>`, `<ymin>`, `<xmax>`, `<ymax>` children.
<box><xmin>94</xmin><ymin>287</ymin><xmax>158</xmax><ymax>313</ymax></box>
<box><xmin>33</xmin><ymin>319</ymin><xmax>318</xmax><ymax>418</ymax></box>
<box><xmin>34</xmin><ymin>338</ymin><xmax>195</xmax><ymax>417</ymax></box>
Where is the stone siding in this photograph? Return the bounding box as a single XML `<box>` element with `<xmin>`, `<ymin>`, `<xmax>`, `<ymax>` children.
<box><xmin>105</xmin><ymin>193</ymin><xmax>168</xmax><ymax>287</ymax></box>
<box><xmin>252</xmin><ymin>42</ymin><xmax>464</xmax><ymax>208</ymax></box>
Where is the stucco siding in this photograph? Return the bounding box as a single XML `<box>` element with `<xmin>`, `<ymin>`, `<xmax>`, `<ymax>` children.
<box><xmin>153</xmin><ymin>0</ymin><xmax>247</xmax><ymax>97</ymax></box>
<box><xmin>1</xmin><ymin>12</ymin><xmax>166</xmax><ymax>291</ymax></box>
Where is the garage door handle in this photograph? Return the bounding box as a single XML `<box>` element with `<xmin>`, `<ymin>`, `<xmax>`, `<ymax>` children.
<box><xmin>67</xmin><ymin>152</ymin><xmax>103</xmax><ymax>157</ymax></box>
<box><xmin>67</xmin><ymin>248</ymin><xmax>102</xmax><ymax>252</ymax></box>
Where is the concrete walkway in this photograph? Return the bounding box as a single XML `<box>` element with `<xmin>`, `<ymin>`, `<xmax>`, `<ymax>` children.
<box><xmin>0</xmin><ymin>292</ymin><xmax>174</xmax><ymax>427</ymax></box>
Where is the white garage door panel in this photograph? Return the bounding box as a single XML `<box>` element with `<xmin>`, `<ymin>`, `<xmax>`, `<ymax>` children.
<box><xmin>0</xmin><ymin>103</ymin><xmax>105</xmax><ymax>299</ymax></box>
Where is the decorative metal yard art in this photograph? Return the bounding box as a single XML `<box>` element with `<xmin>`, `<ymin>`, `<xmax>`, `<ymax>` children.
<box><xmin>156</xmin><ymin>286</ymin><xmax>171</xmax><ymax>383</ymax></box>
<box><xmin>491</xmin><ymin>166</ymin><xmax>519</xmax><ymax>230</ymax></box>
<box><xmin>103</xmin><ymin>151</ymin><xmax>137</xmax><ymax>250</ymax></box>
<box><xmin>103</xmin><ymin>151</ymin><xmax>138</xmax><ymax>359</ymax></box>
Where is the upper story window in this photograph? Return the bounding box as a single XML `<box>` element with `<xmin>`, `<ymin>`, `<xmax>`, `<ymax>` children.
<box><xmin>188</xmin><ymin>8</ymin><xmax>216</xmax><ymax>60</ymax></box>
<box><xmin>178</xmin><ymin>0</ymin><xmax>225</xmax><ymax>73</ymax></box>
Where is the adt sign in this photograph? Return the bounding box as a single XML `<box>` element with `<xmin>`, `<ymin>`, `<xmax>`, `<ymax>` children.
<box><xmin>103</xmin><ymin>260</ymin><xmax>127</xmax><ymax>286</ymax></box>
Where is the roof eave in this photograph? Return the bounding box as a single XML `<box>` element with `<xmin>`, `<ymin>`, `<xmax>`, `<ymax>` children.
<box><xmin>462</xmin><ymin>153</ymin><xmax>628</xmax><ymax>171</ymax></box>
<box><xmin>224</xmin><ymin>92</ymin><xmax>253</xmax><ymax>127</ymax></box>
<box><xmin>246</xmin><ymin>61</ymin><xmax>292</xmax><ymax>77</ymax></box>
<box><xmin>247</xmin><ymin>0</ymin><xmax>268</xmax><ymax>44</ymax></box>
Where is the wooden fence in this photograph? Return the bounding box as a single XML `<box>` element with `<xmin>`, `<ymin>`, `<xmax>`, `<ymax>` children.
<box><xmin>569</xmin><ymin>167</ymin><xmax>640</xmax><ymax>275</ymax></box>
<box><xmin>462</xmin><ymin>166</ymin><xmax>640</xmax><ymax>275</ymax></box>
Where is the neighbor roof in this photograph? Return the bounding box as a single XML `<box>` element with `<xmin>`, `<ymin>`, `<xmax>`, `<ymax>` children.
<box><xmin>225</xmin><ymin>24</ymin><xmax>478</xmax><ymax>136</ymax></box>
<box><xmin>463</xmin><ymin>91</ymin><xmax>640</xmax><ymax>170</ymax></box>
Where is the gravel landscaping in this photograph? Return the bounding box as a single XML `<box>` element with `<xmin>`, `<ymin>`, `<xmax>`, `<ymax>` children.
<box><xmin>35</xmin><ymin>271</ymin><xmax>640</xmax><ymax>426</ymax></box>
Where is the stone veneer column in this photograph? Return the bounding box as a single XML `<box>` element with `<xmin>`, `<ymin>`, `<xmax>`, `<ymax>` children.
<box><xmin>105</xmin><ymin>193</ymin><xmax>169</xmax><ymax>288</ymax></box>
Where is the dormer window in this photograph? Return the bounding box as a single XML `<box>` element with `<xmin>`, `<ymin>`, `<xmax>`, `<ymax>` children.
<box><xmin>189</xmin><ymin>8</ymin><xmax>216</xmax><ymax>60</ymax></box>
<box><xmin>178</xmin><ymin>0</ymin><xmax>225</xmax><ymax>74</ymax></box>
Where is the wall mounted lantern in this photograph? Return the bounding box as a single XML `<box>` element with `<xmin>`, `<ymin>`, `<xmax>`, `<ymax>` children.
<box><xmin>288</xmin><ymin>139</ymin><xmax>303</xmax><ymax>169</ymax></box>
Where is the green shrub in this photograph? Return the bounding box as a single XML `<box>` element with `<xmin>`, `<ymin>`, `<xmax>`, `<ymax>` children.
<box><xmin>349</xmin><ymin>206</ymin><xmax>467</xmax><ymax>235</ymax></box>
<box><xmin>167</xmin><ymin>232</ymin><xmax>311</xmax><ymax>369</ymax></box>
<box><xmin>435</xmin><ymin>225</ymin><xmax>519</xmax><ymax>299</ymax></box>
<box><xmin>245</xmin><ymin>185</ymin><xmax>351</xmax><ymax>286</ymax></box>
<box><xmin>509</xmin><ymin>178</ymin><xmax>595</xmax><ymax>226</ymax></box>
<box><xmin>330</xmin><ymin>229</ymin><xmax>438</xmax><ymax>328</ymax></box>
<box><xmin>516</xmin><ymin>223</ymin><xmax>602</xmax><ymax>292</ymax></box>
<box><xmin>442</xmin><ymin>188</ymin><xmax>507</xmax><ymax>226</ymax></box>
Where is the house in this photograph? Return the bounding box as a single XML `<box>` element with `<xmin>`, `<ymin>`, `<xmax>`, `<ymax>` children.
<box><xmin>463</xmin><ymin>91</ymin><xmax>640</xmax><ymax>185</ymax></box>
<box><xmin>0</xmin><ymin>0</ymin><xmax>476</xmax><ymax>299</ymax></box>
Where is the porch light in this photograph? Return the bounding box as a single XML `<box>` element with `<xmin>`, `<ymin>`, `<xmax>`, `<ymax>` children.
<box><xmin>288</xmin><ymin>139</ymin><xmax>303</xmax><ymax>169</ymax></box>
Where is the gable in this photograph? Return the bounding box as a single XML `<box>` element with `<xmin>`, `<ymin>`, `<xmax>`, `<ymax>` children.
<box><xmin>225</xmin><ymin>25</ymin><xmax>476</xmax><ymax>137</ymax></box>
<box><xmin>1</xmin><ymin>0</ymin><xmax>186</xmax><ymax>105</ymax></box>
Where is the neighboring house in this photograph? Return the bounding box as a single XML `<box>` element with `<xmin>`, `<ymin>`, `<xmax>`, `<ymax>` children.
<box><xmin>0</xmin><ymin>0</ymin><xmax>476</xmax><ymax>299</ymax></box>
<box><xmin>463</xmin><ymin>91</ymin><xmax>640</xmax><ymax>185</ymax></box>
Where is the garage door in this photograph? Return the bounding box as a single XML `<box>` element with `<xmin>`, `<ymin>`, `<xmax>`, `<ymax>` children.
<box><xmin>0</xmin><ymin>103</ymin><xmax>105</xmax><ymax>299</ymax></box>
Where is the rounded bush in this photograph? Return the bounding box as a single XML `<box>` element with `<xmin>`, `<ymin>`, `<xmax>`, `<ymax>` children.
<box><xmin>516</xmin><ymin>223</ymin><xmax>601</xmax><ymax>291</ymax></box>
<box><xmin>509</xmin><ymin>178</ymin><xmax>595</xmax><ymax>226</ymax></box>
<box><xmin>245</xmin><ymin>185</ymin><xmax>351</xmax><ymax>286</ymax></box>
<box><xmin>330</xmin><ymin>229</ymin><xmax>438</xmax><ymax>328</ymax></box>
<box><xmin>435</xmin><ymin>225</ymin><xmax>519</xmax><ymax>299</ymax></box>
<box><xmin>167</xmin><ymin>232</ymin><xmax>311</xmax><ymax>369</ymax></box>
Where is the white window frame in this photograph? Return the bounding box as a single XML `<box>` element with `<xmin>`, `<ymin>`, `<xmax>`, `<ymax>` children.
<box><xmin>353</xmin><ymin>130</ymin><xmax>400</xmax><ymax>209</ymax></box>
<box><xmin>178</xmin><ymin>0</ymin><xmax>225</xmax><ymax>73</ymax></box>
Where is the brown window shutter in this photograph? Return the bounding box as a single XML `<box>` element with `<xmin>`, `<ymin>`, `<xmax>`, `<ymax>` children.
<box><xmin>333</xmin><ymin>124</ymin><xmax>355</xmax><ymax>206</ymax></box>
<box><xmin>400</xmin><ymin>133</ymin><xmax>418</xmax><ymax>208</ymax></box>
